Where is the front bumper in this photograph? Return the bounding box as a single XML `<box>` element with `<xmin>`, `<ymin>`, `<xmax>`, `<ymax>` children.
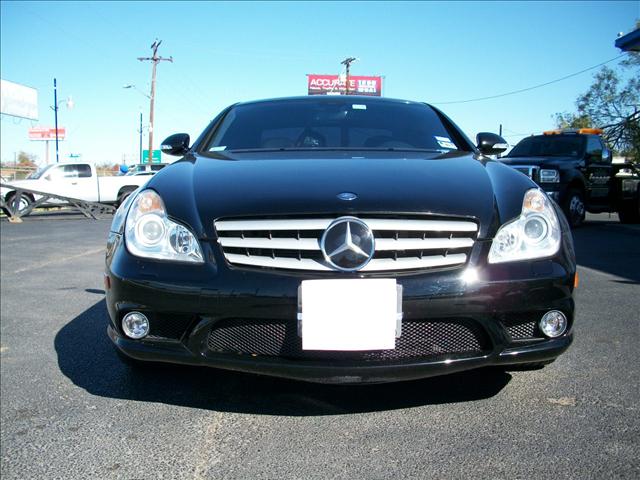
<box><xmin>108</xmin><ymin>324</ymin><xmax>572</xmax><ymax>383</ymax></box>
<box><xmin>105</xmin><ymin>230</ymin><xmax>576</xmax><ymax>384</ymax></box>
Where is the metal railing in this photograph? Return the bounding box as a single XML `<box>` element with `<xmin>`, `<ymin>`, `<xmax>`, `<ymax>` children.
<box><xmin>0</xmin><ymin>182</ymin><xmax>115</xmax><ymax>223</ymax></box>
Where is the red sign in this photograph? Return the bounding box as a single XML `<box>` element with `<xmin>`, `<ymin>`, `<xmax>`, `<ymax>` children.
<box><xmin>307</xmin><ymin>74</ymin><xmax>383</xmax><ymax>96</ymax></box>
<box><xmin>28</xmin><ymin>126</ymin><xmax>66</xmax><ymax>141</ymax></box>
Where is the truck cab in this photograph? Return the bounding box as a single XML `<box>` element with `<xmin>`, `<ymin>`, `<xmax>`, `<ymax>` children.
<box><xmin>500</xmin><ymin>128</ymin><xmax>639</xmax><ymax>226</ymax></box>
<box><xmin>26</xmin><ymin>163</ymin><xmax>101</xmax><ymax>201</ymax></box>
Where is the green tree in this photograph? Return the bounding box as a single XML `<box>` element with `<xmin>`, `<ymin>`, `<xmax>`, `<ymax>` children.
<box><xmin>17</xmin><ymin>151</ymin><xmax>38</xmax><ymax>168</ymax></box>
<box><xmin>555</xmin><ymin>21</ymin><xmax>640</xmax><ymax>161</ymax></box>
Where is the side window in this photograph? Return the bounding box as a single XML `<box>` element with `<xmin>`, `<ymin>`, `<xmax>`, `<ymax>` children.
<box><xmin>76</xmin><ymin>164</ymin><xmax>92</xmax><ymax>178</ymax></box>
<box><xmin>61</xmin><ymin>164</ymin><xmax>91</xmax><ymax>178</ymax></box>
<box><xmin>63</xmin><ymin>165</ymin><xmax>79</xmax><ymax>178</ymax></box>
<box><xmin>45</xmin><ymin>166</ymin><xmax>65</xmax><ymax>181</ymax></box>
<box><xmin>586</xmin><ymin>137</ymin><xmax>603</xmax><ymax>161</ymax></box>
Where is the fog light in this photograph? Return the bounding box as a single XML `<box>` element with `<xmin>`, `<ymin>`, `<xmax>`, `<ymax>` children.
<box><xmin>539</xmin><ymin>310</ymin><xmax>567</xmax><ymax>338</ymax></box>
<box><xmin>122</xmin><ymin>312</ymin><xmax>149</xmax><ymax>339</ymax></box>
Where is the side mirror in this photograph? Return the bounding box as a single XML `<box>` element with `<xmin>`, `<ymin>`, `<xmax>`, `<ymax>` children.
<box><xmin>602</xmin><ymin>148</ymin><xmax>612</xmax><ymax>163</ymax></box>
<box><xmin>161</xmin><ymin>133</ymin><xmax>190</xmax><ymax>156</ymax></box>
<box><xmin>476</xmin><ymin>132</ymin><xmax>509</xmax><ymax>155</ymax></box>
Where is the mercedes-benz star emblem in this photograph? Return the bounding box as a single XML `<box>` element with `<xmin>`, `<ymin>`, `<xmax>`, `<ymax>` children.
<box><xmin>320</xmin><ymin>217</ymin><xmax>375</xmax><ymax>271</ymax></box>
<box><xmin>337</xmin><ymin>192</ymin><xmax>358</xmax><ymax>201</ymax></box>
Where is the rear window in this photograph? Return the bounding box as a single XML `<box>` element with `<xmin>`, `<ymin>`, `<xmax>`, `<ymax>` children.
<box><xmin>203</xmin><ymin>99</ymin><xmax>465</xmax><ymax>153</ymax></box>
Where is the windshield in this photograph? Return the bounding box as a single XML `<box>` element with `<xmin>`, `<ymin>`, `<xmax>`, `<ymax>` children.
<box><xmin>27</xmin><ymin>165</ymin><xmax>54</xmax><ymax>179</ymax></box>
<box><xmin>507</xmin><ymin>135</ymin><xmax>585</xmax><ymax>158</ymax></box>
<box><xmin>203</xmin><ymin>99</ymin><xmax>466</xmax><ymax>153</ymax></box>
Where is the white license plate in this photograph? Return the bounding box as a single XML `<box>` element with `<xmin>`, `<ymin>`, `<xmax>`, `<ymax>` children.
<box><xmin>300</xmin><ymin>279</ymin><xmax>399</xmax><ymax>351</ymax></box>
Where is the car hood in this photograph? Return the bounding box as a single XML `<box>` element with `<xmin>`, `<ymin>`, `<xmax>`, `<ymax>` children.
<box><xmin>150</xmin><ymin>151</ymin><xmax>535</xmax><ymax>239</ymax></box>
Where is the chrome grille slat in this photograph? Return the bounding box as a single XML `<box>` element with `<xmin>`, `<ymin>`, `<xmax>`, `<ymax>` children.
<box><xmin>224</xmin><ymin>253</ymin><xmax>468</xmax><ymax>272</ymax></box>
<box><xmin>224</xmin><ymin>254</ymin><xmax>331</xmax><ymax>271</ymax></box>
<box><xmin>219</xmin><ymin>237</ymin><xmax>321</xmax><ymax>250</ymax></box>
<box><xmin>215</xmin><ymin>216</ymin><xmax>477</xmax><ymax>273</ymax></box>
<box><xmin>215</xmin><ymin>218</ymin><xmax>333</xmax><ymax>231</ymax></box>
<box><xmin>218</xmin><ymin>236</ymin><xmax>473</xmax><ymax>251</ymax></box>
<box><xmin>375</xmin><ymin>237</ymin><xmax>474</xmax><ymax>251</ymax></box>
<box><xmin>363</xmin><ymin>219</ymin><xmax>477</xmax><ymax>232</ymax></box>
<box><xmin>361</xmin><ymin>254</ymin><xmax>467</xmax><ymax>271</ymax></box>
<box><xmin>215</xmin><ymin>218</ymin><xmax>478</xmax><ymax>233</ymax></box>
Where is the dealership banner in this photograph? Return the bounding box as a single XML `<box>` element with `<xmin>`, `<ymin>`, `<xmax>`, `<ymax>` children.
<box><xmin>28</xmin><ymin>126</ymin><xmax>66</xmax><ymax>141</ymax></box>
<box><xmin>307</xmin><ymin>74</ymin><xmax>383</xmax><ymax>96</ymax></box>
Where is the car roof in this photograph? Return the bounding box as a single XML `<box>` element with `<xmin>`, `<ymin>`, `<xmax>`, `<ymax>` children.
<box><xmin>523</xmin><ymin>134</ymin><xmax>592</xmax><ymax>140</ymax></box>
<box><xmin>234</xmin><ymin>95</ymin><xmax>429</xmax><ymax>108</ymax></box>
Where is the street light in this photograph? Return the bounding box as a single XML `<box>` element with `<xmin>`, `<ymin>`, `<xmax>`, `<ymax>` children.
<box><xmin>123</xmin><ymin>84</ymin><xmax>150</xmax><ymax>99</ymax></box>
<box><xmin>51</xmin><ymin>78</ymin><xmax>74</xmax><ymax>163</ymax></box>
<box><xmin>123</xmin><ymin>84</ymin><xmax>150</xmax><ymax>164</ymax></box>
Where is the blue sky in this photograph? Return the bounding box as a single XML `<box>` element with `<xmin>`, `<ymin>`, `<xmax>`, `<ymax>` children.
<box><xmin>1</xmin><ymin>0</ymin><xmax>638</xmax><ymax>166</ymax></box>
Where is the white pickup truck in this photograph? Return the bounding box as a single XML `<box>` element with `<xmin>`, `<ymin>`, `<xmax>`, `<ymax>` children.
<box><xmin>1</xmin><ymin>162</ymin><xmax>151</xmax><ymax>215</ymax></box>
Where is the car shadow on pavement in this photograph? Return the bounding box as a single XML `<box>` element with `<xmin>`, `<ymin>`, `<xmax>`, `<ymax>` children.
<box><xmin>573</xmin><ymin>219</ymin><xmax>640</xmax><ymax>283</ymax></box>
<box><xmin>55</xmin><ymin>300</ymin><xmax>511</xmax><ymax>416</ymax></box>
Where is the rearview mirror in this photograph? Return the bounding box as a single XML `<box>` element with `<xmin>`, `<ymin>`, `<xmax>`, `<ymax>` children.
<box><xmin>161</xmin><ymin>133</ymin><xmax>190</xmax><ymax>156</ymax></box>
<box><xmin>476</xmin><ymin>132</ymin><xmax>508</xmax><ymax>155</ymax></box>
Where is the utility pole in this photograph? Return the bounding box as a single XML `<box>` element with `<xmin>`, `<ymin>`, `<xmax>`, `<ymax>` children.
<box><xmin>137</xmin><ymin>40</ymin><xmax>172</xmax><ymax>164</ymax></box>
<box><xmin>139</xmin><ymin>112</ymin><xmax>143</xmax><ymax>164</ymax></box>
<box><xmin>51</xmin><ymin>79</ymin><xmax>73</xmax><ymax>164</ymax></box>
<box><xmin>340</xmin><ymin>57</ymin><xmax>357</xmax><ymax>95</ymax></box>
<box><xmin>53</xmin><ymin>78</ymin><xmax>59</xmax><ymax>163</ymax></box>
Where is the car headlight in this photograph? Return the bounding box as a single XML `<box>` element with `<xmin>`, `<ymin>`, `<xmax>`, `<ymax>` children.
<box><xmin>539</xmin><ymin>169</ymin><xmax>560</xmax><ymax>183</ymax></box>
<box><xmin>110</xmin><ymin>188</ymin><xmax>140</xmax><ymax>233</ymax></box>
<box><xmin>488</xmin><ymin>189</ymin><xmax>561</xmax><ymax>264</ymax></box>
<box><xmin>125</xmin><ymin>189</ymin><xmax>204</xmax><ymax>263</ymax></box>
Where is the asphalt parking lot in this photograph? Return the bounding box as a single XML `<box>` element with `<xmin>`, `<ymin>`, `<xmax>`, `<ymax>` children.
<box><xmin>1</xmin><ymin>212</ymin><xmax>638</xmax><ymax>479</ymax></box>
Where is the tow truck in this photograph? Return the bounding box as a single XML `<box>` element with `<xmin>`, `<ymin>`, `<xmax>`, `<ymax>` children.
<box><xmin>499</xmin><ymin>128</ymin><xmax>640</xmax><ymax>227</ymax></box>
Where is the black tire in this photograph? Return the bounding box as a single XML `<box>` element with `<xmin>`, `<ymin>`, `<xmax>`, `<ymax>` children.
<box><xmin>618</xmin><ymin>196</ymin><xmax>640</xmax><ymax>224</ymax></box>
<box><xmin>116</xmin><ymin>188</ymin><xmax>136</xmax><ymax>208</ymax></box>
<box><xmin>562</xmin><ymin>188</ymin><xmax>586</xmax><ymax>228</ymax></box>
<box><xmin>2</xmin><ymin>192</ymin><xmax>33</xmax><ymax>217</ymax></box>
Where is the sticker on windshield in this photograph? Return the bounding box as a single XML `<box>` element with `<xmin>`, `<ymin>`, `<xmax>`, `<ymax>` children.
<box><xmin>434</xmin><ymin>136</ymin><xmax>456</xmax><ymax>149</ymax></box>
<box><xmin>352</xmin><ymin>104</ymin><xmax>367</xmax><ymax>110</ymax></box>
<box><xmin>209</xmin><ymin>146</ymin><xmax>227</xmax><ymax>151</ymax></box>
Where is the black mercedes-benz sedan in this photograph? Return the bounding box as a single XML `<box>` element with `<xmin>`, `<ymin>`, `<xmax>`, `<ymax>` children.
<box><xmin>105</xmin><ymin>96</ymin><xmax>576</xmax><ymax>384</ymax></box>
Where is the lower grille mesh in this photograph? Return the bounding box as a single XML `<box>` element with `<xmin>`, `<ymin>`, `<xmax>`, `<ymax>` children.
<box><xmin>506</xmin><ymin>322</ymin><xmax>537</xmax><ymax>339</ymax></box>
<box><xmin>147</xmin><ymin>313</ymin><xmax>196</xmax><ymax>340</ymax></box>
<box><xmin>206</xmin><ymin>318</ymin><xmax>490</xmax><ymax>361</ymax></box>
<box><xmin>500</xmin><ymin>313</ymin><xmax>543</xmax><ymax>340</ymax></box>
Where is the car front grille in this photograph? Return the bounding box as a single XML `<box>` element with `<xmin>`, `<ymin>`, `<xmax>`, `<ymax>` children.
<box><xmin>214</xmin><ymin>215</ymin><xmax>478</xmax><ymax>273</ymax></box>
<box><xmin>206</xmin><ymin>318</ymin><xmax>490</xmax><ymax>362</ymax></box>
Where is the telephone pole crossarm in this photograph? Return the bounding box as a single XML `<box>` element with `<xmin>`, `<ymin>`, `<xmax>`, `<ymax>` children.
<box><xmin>340</xmin><ymin>57</ymin><xmax>358</xmax><ymax>95</ymax></box>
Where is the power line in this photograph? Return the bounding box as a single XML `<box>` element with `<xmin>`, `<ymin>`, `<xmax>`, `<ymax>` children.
<box><xmin>430</xmin><ymin>55</ymin><xmax>625</xmax><ymax>105</ymax></box>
